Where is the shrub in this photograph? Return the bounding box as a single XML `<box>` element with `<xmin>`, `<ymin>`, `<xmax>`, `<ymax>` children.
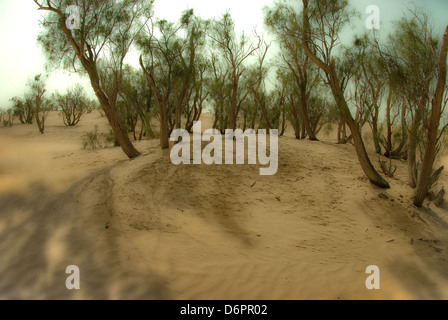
<box><xmin>83</xmin><ymin>125</ymin><xmax>101</xmax><ymax>149</ymax></box>
<box><xmin>1</xmin><ymin>108</ymin><xmax>14</xmax><ymax>127</ymax></box>
<box><xmin>82</xmin><ymin>126</ymin><xmax>117</xmax><ymax>149</ymax></box>
<box><xmin>55</xmin><ymin>84</ymin><xmax>89</xmax><ymax>126</ymax></box>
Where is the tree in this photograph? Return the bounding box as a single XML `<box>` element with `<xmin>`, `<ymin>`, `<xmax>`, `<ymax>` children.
<box><xmin>209</xmin><ymin>53</ymin><xmax>231</xmax><ymax>133</ymax></box>
<box><xmin>119</xmin><ymin>65</ymin><xmax>154</xmax><ymax>140</ymax></box>
<box><xmin>184</xmin><ymin>57</ymin><xmax>209</xmax><ymax>132</ymax></box>
<box><xmin>271</xmin><ymin>77</ymin><xmax>289</xmax><ymax>135</ymax></box>
<box><xmin>10</xmin><ymin>96</ymin><xmax>34</xmax><ymax>124</ymax></box>
<box><xmin>138</xmin><ymin>10</ymin><xmax>209</xmax><ymax>148</ymax></box>
<box><xmin>247</xmin><ymin>41</ymin><xmax>273</xmax><ymax>130</ymax></box>
<box><xmin>298</xmin><ymin>0</ymin><xmax>389</xmax><ymax>188</ymax></box>
<box><xmin>378</xmin><ymin>10</ymin><xmax>439</xmax><ymax>187</ymax></box>
<box><xmin>208</xmin><ymin>13</ymin><xmax>261</xmax><ymax>130</ymax></box>
<box><xmin>34</xmin><ymin>0</ymin><xmax>152</xmax><ymax>158</ymax></box>
<box><xmin>138</xmin><ymin>18</ymin><xmax>181</xmax><ymax>149</ymax></box>
<box><xmin>173</xmin><ymin>10</ymin><xmax>207</xmax><ymax>130</ymax></box>
<box><xmin>351</xmin><ymin>35</ymin><xmax>387</xmax><ymax>154</ymax></box>
<box><xmin>27</xmin><ymin>74</ymin><xmax>50</xmax><ymax>134</ymax></box>
<box><xmin>413</xmin><ymin>26</ymin><xmax>448</xmax><ymax>207</ymax></box>
<box><xmin>55</xmin><ymin>84</ymin><xmax>89</xmax><ymax>126</ymax></box>
<box><xmin>265</xmin><ymin>3</ymin><xmax>321</xmax><ymax>140</ymax></box>
<box><xmin>283</xmin><ymin>71</ymin><xmax>303</xmax><ymax>139</ymax></box>
<box><xmin>0</xmin><ymin>108</ymin><xmax>13</xmax><ymax>127</ymax></box>
<box><xmin>379</xmin><ymin>91</ymin><xmax>407</xmax><ymax>159</ymax></box>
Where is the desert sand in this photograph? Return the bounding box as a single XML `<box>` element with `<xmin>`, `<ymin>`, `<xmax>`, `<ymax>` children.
<box><xmin>1</xmin><ymin>110</ymin><xmax>448</xmax><ymax>300</ymax></box>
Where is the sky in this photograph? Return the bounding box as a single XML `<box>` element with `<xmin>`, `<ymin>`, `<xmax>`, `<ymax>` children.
<box><xmin>0</xmin><ymin>0</ymin><xmax>448</xmax><ymax>110</ymax></box>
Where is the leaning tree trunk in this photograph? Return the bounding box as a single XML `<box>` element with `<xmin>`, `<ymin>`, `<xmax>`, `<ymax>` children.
<box><xmin>413</xmin><ymin>26</ymin><xmax>448</xmax><ymax>207</ymax></box>
<box><xmin>328</xmin><ymin>63</ymin><xmax>390</xmax><ymax>188</ymax></box>
<box><xmin>100</xmin><ymin>105</ymin><xmax>140</xmax><ymax>159</ymax></box>
<box><xmin>300</xmin><ymin>0</ymin><xmax>389</xmax><ymax>188</ymax></box>
<box><xmin>52</xmin><ymin>10</ymin><xmax>141</xmax><ymax>159</ymax></box>
<box><xmin>104</xmin><ymin>103</ymin><xmax>141</xmax><ymax>157</ymax></box>
<box><xmin>88</xmin><ymin>74</ymin><xmax>141</xmax><ymax>158</ymax></box>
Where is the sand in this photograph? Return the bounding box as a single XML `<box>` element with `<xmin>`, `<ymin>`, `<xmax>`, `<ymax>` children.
<box><xmin>1</xmin><ymin>110</ymin><xmax>448</xmax><ymax>300</ymax></box>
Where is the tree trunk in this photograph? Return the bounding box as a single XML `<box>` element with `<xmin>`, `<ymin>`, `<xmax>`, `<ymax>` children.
<box><xmin>103</xmin><ymin>103</ymin><xmax>141</xmax><ymax>157</ymax></box>
<box><xmin>337</xmin><ymin>121</ymin><xmax>342</xmax><ymax>143</ymax></box>
<box><xmin>293</xmin><ymin>120</ymin><xmax>301</xmax><ymax>139</ymax></box>
<box><xmin>242</xmin><ymin>113</ymin><xmax>247</xmax><ymax>132</ymax></box>
<box><xmin>342</xmin><ymin>122</ymin><xmax>347</xmax><ymax>143</ymax></box>
<box><xmin>407</xmin><ymin>103</ymin><xmax>424</xmax><ymax>188</ymax></box>
<box><xmin>384</xmin><ymin>94</ymin><xmax>392</xmax><ymax>157</ymax></box>
<box><xmin>370</xmin><ymin>116</ymin><xmax>382</xmax><ymax>154</ymax></box>
<box><xmin>289</xmin><ymin>96</ymin><xmax>301</xmax><ymax>139</ymax></box>
<box><xmin>413</xmin><ymin>26</ymin><xmax>448</xmax><ymax>207</ymax></box>
<box><xmin>251</xmin><ymin>88</ymin><xmax>273</xmax><ymax>130</ymax></box>
<box><xmin>389</xmin><ymin>106</ymin><xmax>408</xmax><ymax>159</ymax></box>
<box><xmin>82</xmin><ymin>59</ymin><xmax>140</xmax><ymax>158</ymax></box>
<box><xmin>338</xmin><ymin>121</ymin><xmax>349</xmax><ymax>144</ymax></box>
<box><xmin>229</xmin><ymin>77</ymin><xmax>238</xmax><ymax>130</ymax></box>
<box><xmin>299</xmin><ymin>0</ymin><xmax>388</xmax><ymax>187</ymax></box>
<box><xmin>280</xmin><ymin>109</ymin><xmax>287</xmax><ymax>136</ymax></box>
<box><xmin>300</xmin><ymin>86</ymin><xmax>318</xmax><ymax>141</ymax></box>
<box><xmin>328</xmin><ymin>63</ymin><xmax>390</xmax><ymax>188</ymax></box>
<box><xmin>35</xmin><ymin>109</ymin><xmax>44</xmax><ymax>134</ymax></box>
<box><xmin>89</xmin><ymin>76</ymin><xmax>141</xmax><ymax>158</ymax></box>
<box><xmin>301</xmin><ymin>116</ymin><xmax>307</xmax><ymax>139</ymax></box>
<box><xmin>250</xmin><ymin>113</ymin><xmax>257</xmax><ymax>130</ymax></box>
<box><xmin>140</xmin><ymin>56</ymin><xmax>170</xmax><ymax>150</ymax></box>
<box><xmin>174</xmin><ymin>79</ymin><xmax>189</xmax><ymax>130</ymax></box>
<box><xmin>213</xmin><ymin>115</ymin><xmax>219</xmax><ymax>132</ymax></box>
<box><xmin>159</xmin><ymin>101</ymin><xmax>170</xmax><ymax>149</ymax></box>
<box><xmin>34</xmin><ymin>93</ymin><xmax>45</xmax><ymax>134</ymax></box>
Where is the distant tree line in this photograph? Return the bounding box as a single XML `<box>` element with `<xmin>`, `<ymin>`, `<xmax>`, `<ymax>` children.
<box><xmin>7</xmin><ymin>75</ymin><xmax>98</xmax><ymax>133</ymax></box>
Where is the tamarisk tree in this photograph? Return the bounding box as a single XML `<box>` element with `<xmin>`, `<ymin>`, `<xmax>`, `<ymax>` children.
<box><xmin>299</xmin><ymin>0</ymin><xmax>389</xmax><ymax>188</ymax></box>
<box><xmin>413</xmin><ymin>26</ymin><xmax>448</xmax><ymax>207</ymax></box>
<box><xmin>34</xmin><ymin>0</ymin><xmax>153</xmax><ymax>158</ymax></box>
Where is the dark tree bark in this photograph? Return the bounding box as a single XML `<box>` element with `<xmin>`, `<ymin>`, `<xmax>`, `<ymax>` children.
<box><xmin>301</xmin><ymin>0</ymin><xmax>389</xmax><ymax>188</ymax></box>
<box><xmin>140</xmin><ymin>56</ymin><xmax>170</xmax><ymax>149</ymax></box>
<box><xmin>34</xmin><ymin>1</ymin><xmax>142</xmax><ymax>158</ymax></box>
<box><xmin>413</xmin><ymin>26</ymin><xmax>448</xmax><ymax>207</ymax></box>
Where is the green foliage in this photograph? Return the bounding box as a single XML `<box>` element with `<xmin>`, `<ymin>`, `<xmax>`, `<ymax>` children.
<box><xmin>55</xmin><ymin>84</ymin><xmax>89</xmax><ymax>126</ymax></box>
<box><xmin>323</xmin><ymin>123</ymin><xmax>334</xmax><ymax>138</ymax></box>
<box><xmin>83</xmin><ymin>125</ymin><xmax>100</xmax><ymax>149</ymax></box>
<box><xmin>0</xmin><ymin>109</ymin><xmax>13</xmax><ymax>127</ymax></box>
<box><xmin>105</xmin><ymin>130</ymin><xmax>116</xmax><ymax>145</ymax></box>
<box><xmin>82</xmin><ymin>125</ymin><xmax>116</xmax><ymax>149</ymax></box>
<box><xmin>11</xmin><ymin>96</ymin><xmax>34</xmax><ymax>124</ymax></box>
<box><xmin>36</xmin><ymin>0</ymin><xmax>154</xmax><ymax>74</ymax></box>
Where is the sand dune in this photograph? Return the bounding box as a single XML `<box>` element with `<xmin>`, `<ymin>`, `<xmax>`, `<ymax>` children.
<box><xmin>1</xmin><ymin>111</ymin><xmax>448</xmax><ymax>299</ymax></box>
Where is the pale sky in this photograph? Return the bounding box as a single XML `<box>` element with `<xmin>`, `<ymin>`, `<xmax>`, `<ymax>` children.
<box><xmin>0</xmin><ymin>0</ymin><xmax>447</xmax><ymax>110</ymax></box>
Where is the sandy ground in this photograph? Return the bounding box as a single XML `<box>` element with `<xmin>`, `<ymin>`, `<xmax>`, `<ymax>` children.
<box><xmin>1</xmin><ymin>111</ymin><xmax>448</xmax><ymax>300</ymax></box>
